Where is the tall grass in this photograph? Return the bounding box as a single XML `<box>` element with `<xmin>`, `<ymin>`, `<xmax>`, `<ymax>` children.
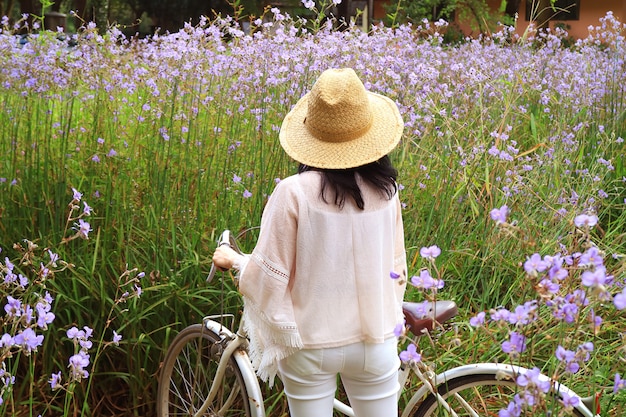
<box><xmin>0</xmin><ymin>9</ymin><xmax>625</xmax><ymax>416</ymax></box>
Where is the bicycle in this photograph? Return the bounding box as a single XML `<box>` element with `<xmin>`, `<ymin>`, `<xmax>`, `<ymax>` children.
<box><xmin>157</xmin><ymin>230</ymin><xmax>597</xmax><ymax>417</ymax></box>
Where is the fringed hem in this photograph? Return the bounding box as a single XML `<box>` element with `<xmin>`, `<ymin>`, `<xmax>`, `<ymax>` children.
<box><xmin>242</xmin><ymin>298</ymin><xmax>303</xmax><ymax>387</ymax></box>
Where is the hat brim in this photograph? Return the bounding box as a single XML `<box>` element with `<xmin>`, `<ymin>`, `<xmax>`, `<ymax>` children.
<box><xmin>279</xmin><ymin>92</ymin><xmax>404</xmax><ymax>169</ymax></box>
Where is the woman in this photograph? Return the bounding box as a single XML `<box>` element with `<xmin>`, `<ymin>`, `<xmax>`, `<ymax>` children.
<box><xmin>212</xmin><ymin>68</ymin><xmax>407</xmax><ymax>417</ymax></box>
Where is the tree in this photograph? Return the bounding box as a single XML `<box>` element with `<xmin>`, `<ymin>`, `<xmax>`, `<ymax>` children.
<box><xmin>92</xmin><ymin>0</ymin><xmax>108</xmax><ymax>28</ymax></box>
<box><xmin>385</xmin><ymin>0</ymin><xmax>457</xmax><ymax>26</ymax></box>
<box><xmin>384</xmin><ymin>0</ymin><xmax>506</xmax><ymax>37</ymax></box>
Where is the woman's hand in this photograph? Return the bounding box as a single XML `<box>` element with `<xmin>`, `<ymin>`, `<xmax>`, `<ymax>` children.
<box><xmin>212</xmin><ymin>245</ymin><xmax>241</xmax><ymax>270</ymax></box>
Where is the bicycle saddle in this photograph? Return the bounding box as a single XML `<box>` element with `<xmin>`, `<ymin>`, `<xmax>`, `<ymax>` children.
<box><xmin>402</xmin><ymin>300</ymin><xmax>458</xmax><ymax>336</ymax></box>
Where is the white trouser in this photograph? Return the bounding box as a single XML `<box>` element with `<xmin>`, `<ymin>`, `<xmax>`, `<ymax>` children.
<box><xmin>278</xmin><ymin>338</ymin><xmax>400</xmax><ymax>417</ymax></box>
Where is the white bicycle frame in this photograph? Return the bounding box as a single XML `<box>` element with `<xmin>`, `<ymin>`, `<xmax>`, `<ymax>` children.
<box><xmin>399</xmin><ymin>362</ymin><xmax>594</xmax><ymax>417</ymax></box>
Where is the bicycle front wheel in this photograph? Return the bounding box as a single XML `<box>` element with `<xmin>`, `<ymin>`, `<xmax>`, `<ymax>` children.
<box><xmin>409</xmin><ymin>373</ymin><xmax>585</xmax><ymax>417</ymax></box>
<box><xmin>157</xmin><ymin>323</ymin><xmax>253</xmax><ymax>417</ymax></box>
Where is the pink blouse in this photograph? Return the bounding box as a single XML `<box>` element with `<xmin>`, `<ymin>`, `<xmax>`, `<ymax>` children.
<box><xmin>233</xmin><ymin>170</ymin><xmax>407</xmax><ymax>383</ymax></box>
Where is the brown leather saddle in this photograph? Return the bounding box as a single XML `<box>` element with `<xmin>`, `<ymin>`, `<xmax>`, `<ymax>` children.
<box><xmin>402</xmin><ymin>300</ymin><xmax>458</xmax><ymax>336</ymax></box>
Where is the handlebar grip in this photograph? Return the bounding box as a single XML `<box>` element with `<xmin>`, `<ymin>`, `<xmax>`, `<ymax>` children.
<box><xmin>207</xmin><ymin>230</ymin><xmax>244</xmax><ymax>283</ymax></box>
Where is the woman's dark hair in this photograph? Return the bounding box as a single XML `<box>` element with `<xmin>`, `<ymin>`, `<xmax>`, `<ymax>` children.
<box><xmin>298</xmin><ymin>155</ymin><xmax>398</xmax><ymax>210</ymax></box>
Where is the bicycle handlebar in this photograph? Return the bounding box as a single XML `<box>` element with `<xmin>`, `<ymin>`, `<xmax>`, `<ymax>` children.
<box><xmin>207</xmin><ymin>230</ymin><xmax>244</xmax><ymax>283</ymax></box>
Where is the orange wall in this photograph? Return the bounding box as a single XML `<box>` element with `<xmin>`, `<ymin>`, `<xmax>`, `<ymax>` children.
<box><xmin>487</xmin><ymin>0</ymin><xmax>626</xmax><ymax>39</ymax></box>
<box><xmin>373</xmin><ymin>1</ymin><xmax>626</xmax><ymax>39</ymax></box>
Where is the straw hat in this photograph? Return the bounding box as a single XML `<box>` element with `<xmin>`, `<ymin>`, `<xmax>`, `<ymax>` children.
<box><xmin>279</xmin><ymin>68</ymin><xmax>404</xmax><ymax>169</ymax></box>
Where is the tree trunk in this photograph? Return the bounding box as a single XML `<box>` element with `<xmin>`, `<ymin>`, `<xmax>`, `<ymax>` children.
<box><xmin>2</xmin><ymin>0</ymin><xmax>15</xmax><ymax>17</ymax></box>
<box><xmin>504</xmin><ymin>0</ymin><xmax>521</xmax><ymax>16</ymax></box>
<box><xmin>18</xmin><ymin>0</ymin><xmax>37</xmax><ymax>16</ymax></box>
<box><xmin>92</xmin><ymin>0</ymin><xmax>109</xmax><ymax>31</ymax></box>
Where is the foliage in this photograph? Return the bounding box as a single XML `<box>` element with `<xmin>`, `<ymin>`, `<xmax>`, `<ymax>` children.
<box><xmin>0</xmin><ymin>6</ymin><xmax>625</xmax><ymax>416</ymax></box>
<box><xmin>383</xmin><ymin>0</ymin><xmax>511</xmax><ymax>38</ymax></box>
<box><xmin>384</xmin><ymin>0</ymin><xmax>457</xmax><ymax>26</ymax></box>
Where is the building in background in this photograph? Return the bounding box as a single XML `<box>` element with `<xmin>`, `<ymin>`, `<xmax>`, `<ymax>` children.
<box><xmin>345</xmin><ymin>0</ymin><xmax>626</xmax><ymax>39</ymax></box>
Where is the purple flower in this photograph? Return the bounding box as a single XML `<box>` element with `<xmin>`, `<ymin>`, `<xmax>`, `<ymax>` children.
<box><xmin>243</xmin><ymin>189</ymin><xmax>252</xmax><ymax>199</ymax></box>
<box><xmin>72</xmin><ymin>188</ymin><xmax>83</xmax><ymax>201</ymax></box>
<box><xmin>67</xmin><ymin>326</ymin><xmax>82</xmax><ymax>340</ymax></box>
<box><xmin>516</xmin><ymin>367</ymin><xmax>550</xmax><ymax>393</ymax></box>
<box><xmin>581</xmin><ymin>266</ymin><xmax>608</xmax><ymax>287</ymax></box>
<box><xmin>614</xmin><ymin>373</ymin><xmax>626</xmax><ymax>393</ymax></box>
<box><xmin>498</xmin><ymin>397</ymin><xmax>522</xmax><ymax>417</ymax></box>
<box><xmin>555</xmin><ymin>345</ymin><xmax>579</xmax><ymax>374</ymax></box>
<box><xmin>614</xmin><ymin>288</ymin><xmax>626</xmax><ymax>310</ymax></box>
<box><xmin>83</xmin><ymin>326</ymin><xmax>94</xmax><ymax>339</ymax></box>
<box><xmin>590</xmin><ymin>309</ymin><xmax>603</xmax><ymax>330</ymax></box>
<box><xmin>159</xmin><ymin>127</ymin><xmax>169</xmax><ymax>141</ymax></box>
<box><xmin>538</xmin><ymin>278</ymin><xmax>560</xmax><ymax>294</ymax></box>
<box><xmin>83</xmin><ymin>201</ymin><xmax>93</xmax><ymax>216</ymax></box>
<box><xmin>399</xmin><ymin>343</ymin><xmax>421</xmax><ymax>362</ymax></box>
<box><xmin>469</xmin><ymin>311</ymin><xmax>486</xmax><ymax>327</ymax></box>
<box><xmin>393</xmin><ymin>322</ymin><xmax>405</xmax><ymax>337</ymax></box>
<box><xmin>36</xmin><ymin>303</ymin><xmax>55</xmax><ymax>329</ymax></box>
<box><xmin>410</xmin><ymin>269</ymin><xmax>443</xmax><ymax>290</ymax></box>
<box><xmin>523</xmin><ymin>253</ymin><xmax>549</xmax><ymax>276</ymax></box>
<box><xmin>560</xmin><ymin>391</ymin><xmax>580</xmax><ymax>408</ymax></box>
<box><xmin>507</xmin><ymin>302</ymin><xmax>537</xmax><ymax>325</ymax></box>
<box><xmin>14</xmin><ymin>328</ymin><xmax>44</xmax><ymax>354</ymax></box>
<box><xmin>578</xmin><ymin>247</ymin><xmax>604</xmax><ymax>268</ymax></box>
<box><xmin>548</xmin><ymin>296</ymin><xmax>580</xmax><ymax>323</ymax></box>
<box><xmin>419</xmin><ymin>245</ymin><xmax>441</xmax><ymax>259</ymax></box>
<box><xmin>490</xmin><ymin>308</ymin><xmax>511</xmax><ymax>322</ymax></box>
<box><xmin>112</xmin><ymin>330</ymin><xmax>122</xmax><ymax>345</ymax></box>
<box><xmin>40</xmin><ymin>262</ymin><xmax>50</xmax><ymax>278</ymax></box>
<box><xmin>0</xmin><ymin>333</ymin><xmax>14</xmax><ymax>348</ymax></box>
<box><xmin>67</xmin><ymin>325</ymin><xmax>93</xmax><ymax>346</ymax></box>
<box><xmin>48</xmin><ymin>250</ymin><xmax>59</xmax><ymax>265</ymax></box>
<box><xmin>389</xmin><ymin>271</ymin><xmax>401</xmax><ymax>279</ymax></box>
<box><xmin>574</xmin><ymin>213</ymin><xmax>598</xmax><ymax>228</ymax></box>
<box><xmin>547</xmin><ymin>257</ymin><xmax>568</xmax><ymax>281</ymax></box>
<box><xmin>233</xmin><ymin>174</ymin><xmax>242</xmax><ymax>184</ymax></box>
<box><xmin>490</xmin><ymin>205</ymin><xmax>509</xmax><ymax>223</ymax></box>
<box><xmin>4</xmin><ymin>295</ymin><xmax>21</xmax><ymax>318</ymax></box>
<box><xmin>49</xmin><ymin>372</ymin><xmax>62</xmax><ymax>390</ymax></box>
<box><xmin>77</xmin><ymin>219</ymin><xmax>92</xmax><ymax>239</ymax></box>
<box><xmin>68</xmin><ymin>351</ymin><xmax>90</xmax><ymax>380</ymax></box>
<box><xmin>502</xmin><ymin>332</ymin><xmax>526</xmax><ymax>355</ymax></box>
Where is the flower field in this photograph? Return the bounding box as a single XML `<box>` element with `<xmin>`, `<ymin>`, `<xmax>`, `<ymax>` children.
<box><xmin>0</xmin><ymin>8</ymin><xmax>625</xmax><ymax>416</ymax></box>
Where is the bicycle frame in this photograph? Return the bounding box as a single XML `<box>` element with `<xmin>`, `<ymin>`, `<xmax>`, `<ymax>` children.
<box><xmin>200</xmin><ymin>316</ymin><xmax>266</xmax><ymax>417</ymax></box>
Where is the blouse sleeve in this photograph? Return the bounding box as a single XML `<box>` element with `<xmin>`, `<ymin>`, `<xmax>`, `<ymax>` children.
<box><xmin>237</xmin><ymin>179</ymin><xmax>304</xmax><ymax>384</ymax></box>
